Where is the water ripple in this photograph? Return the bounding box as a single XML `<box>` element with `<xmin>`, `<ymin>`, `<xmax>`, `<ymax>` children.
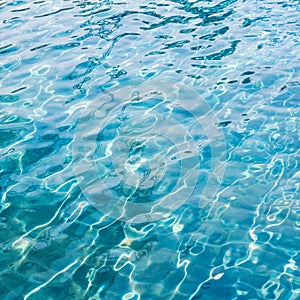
<box><xmin>0</xmin><ymin>0</ymin><xmax>299</xmax><ymax>299</ymax></box>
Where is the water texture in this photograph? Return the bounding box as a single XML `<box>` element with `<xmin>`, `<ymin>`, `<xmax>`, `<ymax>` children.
<box><xmin>0</xmin><ymin>0</ymin><xmax>299</xmax><ymax>299</ymax></box>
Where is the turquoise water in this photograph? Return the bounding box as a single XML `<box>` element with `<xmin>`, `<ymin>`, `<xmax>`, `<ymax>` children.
<box><xmin>0</xmin><ymin>0</ymin><xmax>299</xmax><ymax>299</ymax></box>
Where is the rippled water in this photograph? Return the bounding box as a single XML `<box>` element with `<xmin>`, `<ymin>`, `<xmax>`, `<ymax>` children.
<box><xmin>0</xmin><ymin>0</ymin><xmax>300</xmax><ymax>299</ymax></box>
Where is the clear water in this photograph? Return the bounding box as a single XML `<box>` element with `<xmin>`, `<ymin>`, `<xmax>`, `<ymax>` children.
<box><xmin>0</xmin><ymin>0</ymin><xmax>299</xmax><ymax>299</ymax></box>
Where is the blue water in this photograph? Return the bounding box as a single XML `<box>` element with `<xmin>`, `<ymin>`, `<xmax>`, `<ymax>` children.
<box><xmin>0</xmin><ymin>0</ymin><xmax>299</xmax><ymax>299</ymax></box>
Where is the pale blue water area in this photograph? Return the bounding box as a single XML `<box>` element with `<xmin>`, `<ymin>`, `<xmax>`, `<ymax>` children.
<box><xmin>0</xmin><ymin>0</ymin><xmax>300</xmax><ymax>299</ymax></box>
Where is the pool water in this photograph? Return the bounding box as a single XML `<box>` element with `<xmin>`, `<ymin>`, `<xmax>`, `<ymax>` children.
<box><xmin>0</xmin><ymin>0</ymin><xmax>299</xmax><ymax>299</ymax></box>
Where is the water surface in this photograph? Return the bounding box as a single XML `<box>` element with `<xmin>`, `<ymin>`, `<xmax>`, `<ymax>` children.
<box><xmin>0</xmin><ymin>0</ymin><xmax>299</xmax><ymax>299</ymax></box>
